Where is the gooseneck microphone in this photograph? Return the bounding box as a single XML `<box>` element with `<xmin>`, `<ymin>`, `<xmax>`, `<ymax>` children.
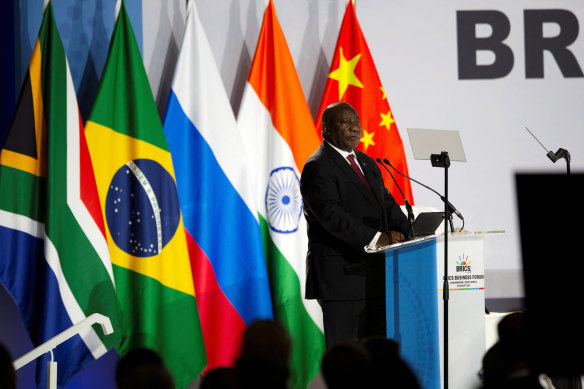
<box><xmin>376</xmin><ymin>158</ymin><xmax>415</xmax><ymax>238</ymax></box>
<box><xmin>382</xmin><ymin>158</ymin><xmax>464</xmax><ymax>226</ymax></box>
<box><xmin>524</xmin><ymin>127</ymin><xmax>571</xmax><ymax>175</ymax></box>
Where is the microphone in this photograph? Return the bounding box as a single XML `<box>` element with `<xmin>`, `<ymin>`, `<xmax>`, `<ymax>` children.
<box><xmin>382</xmin><ymin>158</ymin><xmax>464</xmax><ymax>222</ymax></box>
<box><xmin>524</xmin><ymin>127</ymin><xmax>571</xmax><ymax>174</ymax></box>
<box><xmin>547</xmin><ymin>148</ymin><xmax>571</xmax><ymax>172</ymax></box>
<box><xmin>376</xmin><ymin>158</ymin><xmax>415</xmax><ymax>238</ymax></box>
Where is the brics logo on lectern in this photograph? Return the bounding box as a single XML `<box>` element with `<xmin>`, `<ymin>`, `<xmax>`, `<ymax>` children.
<box><xmin>457</xmin><ymin>9</ymin><xmax>584</xmax><ymax>79</ymax></box>
<box><xmin>456</xmin><ymin>254</ymin><xmax>472</xmax><ymax>273</ymax></box>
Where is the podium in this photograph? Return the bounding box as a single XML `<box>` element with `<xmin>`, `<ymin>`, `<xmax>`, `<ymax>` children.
<box><xmin>380</xmin><ymin>232</ymin><xmax>501</xmax><ymax>389</ymax></box>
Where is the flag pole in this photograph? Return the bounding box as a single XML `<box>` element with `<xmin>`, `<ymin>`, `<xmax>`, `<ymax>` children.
<box><xmin>114</xmin><ymin>0</ymin><xmax>121</xmax><ymax>23</ymax></box>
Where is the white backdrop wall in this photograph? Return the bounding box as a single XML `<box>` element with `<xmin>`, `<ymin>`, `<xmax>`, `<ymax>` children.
<box><xmin>142</xmin><ymin>0</ymin><xmax>584</xmax><ymax>301</ymax></box>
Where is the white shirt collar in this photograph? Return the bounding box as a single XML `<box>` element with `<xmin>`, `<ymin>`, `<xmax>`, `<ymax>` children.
<box><xmin>326</xmin><ymin>140</ymin><xmax>356</xmax><ymax>161</ymax></box>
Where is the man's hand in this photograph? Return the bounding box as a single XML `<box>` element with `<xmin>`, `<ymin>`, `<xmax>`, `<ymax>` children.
<box><xmin>375</xmin><ymin>231</ymin><xmax>406</xmax><ymax>247</ymax></box>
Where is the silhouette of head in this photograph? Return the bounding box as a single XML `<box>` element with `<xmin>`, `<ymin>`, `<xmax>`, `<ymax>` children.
<box><xmin>235</xmin><ymin>320</ymin><xmax>291</xmax><ymax>389</ymax></box>
<box><xmin>115</xmin><ymin>347</ymin><xmax>174</xmax><ymax>389</ymax></box>
<box><xmin>321</xmin><ymin>343</ymin><xmax>370</xmax><ymax>389</ymax></box>
<box><xmin>200</xmin><ymin>367</ymin><xmax>241</xmax><ymax>389</ymax></box>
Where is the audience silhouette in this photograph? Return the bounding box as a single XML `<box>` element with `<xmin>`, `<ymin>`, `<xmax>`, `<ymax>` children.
<box><xmin>200</xmin><ymin>323</ymin><xmax>425</xmax><ymax>389</ymax></box>
<box><xmin>199</xmin><ymin>367</ymin><xmax>241</xmax><ymax>389</ymax></box>
<box><xmin>115</xmin><ymin>347</ymin><xmax>174</xmax><ymax>389</ymax></box>
<box><xmin>480</xmin><ymin>312</ymin><xmax>554</xmax><ymax>389</ymax></box>
<box><xmin>320</xmin><ymin>337</ymin><xmax>421</xmax><ymax>389</ymax></box>
<box><xmin>360</xmin><ymin>336</ymin><xmax>421</xmax><ymax>389</ymax></box>
<box><xmin>321</xmin><ymin>343</ymin><xmax>370</xmax><ymax>389</ymax></box>
<box><xmin>234</xmin><ymin>320</ymin><xmax>291</xmax><ymax>389</ymax></box>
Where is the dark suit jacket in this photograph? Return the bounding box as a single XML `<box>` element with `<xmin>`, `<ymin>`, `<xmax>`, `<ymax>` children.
<box><xmin>300</xmin><ymin>142</ymin><xmax>409</xmax><ymax>301</ymax></box>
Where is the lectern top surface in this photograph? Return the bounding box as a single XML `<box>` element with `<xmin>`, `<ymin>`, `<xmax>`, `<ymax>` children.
<box><xmin>364</xmin><ymin>230</ymin><xmax>504</xmax><ymax>253</ymax></box>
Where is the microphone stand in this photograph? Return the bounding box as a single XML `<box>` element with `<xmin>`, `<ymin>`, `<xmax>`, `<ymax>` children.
<box><xmin>376</xmin><ymin>158</ymin><xmax>415</xmax><ymax>238</ymax></box>
<box><xmin>547</xmin><ymin>148</ymin><xmax>571</xmax><ymax>175</ymax></box>
<box><xmin>431</xmin><ymin>151</ymin><xmax>451</xmax><ymax>389</ymax></box>
<box><xmin>382</xmin><ymin>158</ymin><xmax>462</xmax><ymax>233</ymax></box>
<box><xmin>524</xmin><ymin>127</ymin><xmax>571</xmax><ymax>175</ymax></box>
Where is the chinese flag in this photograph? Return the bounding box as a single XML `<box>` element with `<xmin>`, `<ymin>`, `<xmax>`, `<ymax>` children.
<box><xmin>315</xmin><ymin>1</ymin><xmax>413</xmax><ymax>205</ymax></box>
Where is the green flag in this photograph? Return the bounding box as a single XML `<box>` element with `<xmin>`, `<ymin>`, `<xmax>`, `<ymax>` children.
<box><xmin>0</xmin><ymin>3</ymin><xmax>120</xmax><ymax>387</ymax></box>
<box><xmin>84</xmin><ymin>1</ymin><xmax>207</xmax><ymax>387</ymax></box>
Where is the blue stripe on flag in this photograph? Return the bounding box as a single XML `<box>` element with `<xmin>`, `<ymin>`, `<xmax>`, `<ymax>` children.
<box><xmin>164</xmin><ymin>91</ymin><xmax>272</xmax><ymax>325</ymax></box>
<box><xmin>0</xmin><ymin>225</ymin><xmax>93</xmax><ymax>387</ymax></box>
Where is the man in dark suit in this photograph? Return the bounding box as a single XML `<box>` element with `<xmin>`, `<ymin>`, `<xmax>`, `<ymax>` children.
<box><xmin>300</xmin><ymin>102</ymin><xmax>410</xmax><ymax>347</ymax></box>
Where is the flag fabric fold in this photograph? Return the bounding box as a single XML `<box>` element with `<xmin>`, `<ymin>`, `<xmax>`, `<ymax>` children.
<box><xmin>0</xmin><ymin>3</ymin><xmax>120</xmax><ymax>387</ymax></box>
<box><xmin>162</xmin><ymin>0</ymin><xmax>273</xmax><ymax>372</ymax></box>
<box><xmin>237</xmin><ymin>1</ymin><xmax>325</xmax><ymax>388</ymax></box>
<box><xmin>315</xmin><ymin>1</ymin><xmax>414</xmax><ymax>205</ymax></box>
<box><xmin>84</xmin><ymin>1</ymin><xmax>206</xmax><ymax>387</ymax></box>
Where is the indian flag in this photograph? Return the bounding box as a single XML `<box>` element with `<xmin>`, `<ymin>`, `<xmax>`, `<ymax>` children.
<box><xmin>84</xmin><ymin>1</ymin><xmax>206</xmax><ymax>387</ymax></box>
<box><xmin>237</xmin><ymin>1</ymin><xmax>325</xmax><ymax>388</ymax></box>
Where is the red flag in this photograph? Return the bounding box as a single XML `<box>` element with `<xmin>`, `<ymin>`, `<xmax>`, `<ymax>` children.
<box><xmin>315</xmin><ymin>1</ymin><xmax>414</xmax><ymax>205</ymax></box>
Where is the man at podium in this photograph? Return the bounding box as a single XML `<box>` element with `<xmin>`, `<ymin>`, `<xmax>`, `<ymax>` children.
<box><xmin>300</xmin><ymin>102</ymin><xmax>410</xmax><ymax>347</ymax></box>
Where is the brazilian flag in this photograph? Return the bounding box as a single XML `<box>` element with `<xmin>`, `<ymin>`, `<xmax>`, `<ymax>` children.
<box><xmin>84</xmin><ymin>1</ymin><xmax>206</xmax><ymax>387</ymax></box>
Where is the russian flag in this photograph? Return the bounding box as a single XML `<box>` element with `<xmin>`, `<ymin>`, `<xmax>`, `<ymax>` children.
<box><xmin>162</xmin><ymin>0</ymin><xmax>273</xmax><ymax>371</ymax></box>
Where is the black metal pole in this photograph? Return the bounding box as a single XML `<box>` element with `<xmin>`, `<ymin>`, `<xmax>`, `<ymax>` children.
<box><xmin>431</xmin><ymin>151</ymin><xmax>450</xmax><ymax>389</ymax></box>
<box><xmin>443</xmin><ymin>157</ymin><xmax>449</xmax><ymax>389</ymax></box>
<box><xmin>566</xmin><ymin>159</ymin><xmax>571</xmax><ymax>175</ymax></box>
<box><xmin>555</xmin><ymin>148</ymin><xmax>571</xmax><ymax>175</ymax></box>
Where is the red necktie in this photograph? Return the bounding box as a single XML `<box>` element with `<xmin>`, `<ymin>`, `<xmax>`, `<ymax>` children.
<box><xmin>347</xmin><ymin>154</ymin><xmax>372</xmax><ymax>192</ymax></box>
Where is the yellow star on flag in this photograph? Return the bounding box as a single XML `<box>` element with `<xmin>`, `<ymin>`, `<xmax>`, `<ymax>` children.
<box><xmin>379</xmin><ymin>110</ymin><xmax>395</xmax><ymax>130</ymax></box>
<box><xmin>380</xmin><ymin>87</ymin><xmax>386</xmax><ymax>100</ymax></box>
<box><xmin>360</xmin><ymin>129</ymin><xmax>375</xmax><ymax>150</ymax></box>
<box><xmin>328</xmin><ymin>47</ymin><xmax>364</xmax><ymax>100</ymax></box>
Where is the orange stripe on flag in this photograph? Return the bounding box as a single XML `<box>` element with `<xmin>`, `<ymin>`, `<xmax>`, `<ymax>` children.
<box><xmin>247</xmin><ymin>0</ymin><xmax>319</xmax><ymax>172</ymax></box>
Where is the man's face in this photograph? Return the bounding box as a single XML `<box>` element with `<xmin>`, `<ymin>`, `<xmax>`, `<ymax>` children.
<box><xmin>323</xmin><ymin>106</ymin><xmax>361</xmax><ymax>152</ymax></box>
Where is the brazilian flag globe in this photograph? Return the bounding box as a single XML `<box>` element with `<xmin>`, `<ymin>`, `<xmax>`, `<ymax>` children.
<box><xmin>84</xmin><ymin>1</ymin><xmax>206</xmax><ymax>387</ymax></box>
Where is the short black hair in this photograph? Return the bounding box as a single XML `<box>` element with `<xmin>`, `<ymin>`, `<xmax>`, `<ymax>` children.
<box><xmin>321</xmin><ymin>102</ymin><xmax>358</xmax><ymax>139</ymax></box>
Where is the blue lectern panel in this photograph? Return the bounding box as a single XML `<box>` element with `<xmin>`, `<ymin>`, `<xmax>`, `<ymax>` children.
<box><xmin>386</xmin><ymin>239</ymin><xmax>440</xmax><ymax>389</ymax></box>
